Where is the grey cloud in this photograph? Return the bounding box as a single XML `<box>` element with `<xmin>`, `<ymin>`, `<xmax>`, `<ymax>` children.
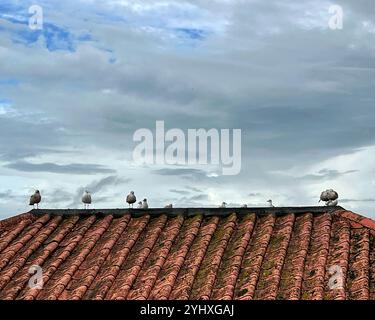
<box><xmin>4</xmin><ymin>161</ymin><xmax>116</xmax><ymax>175</ymax></box>
<box><xmin>153</xmin><ymin>168</ymin><xmax>207</xmax><ymax>179</ymax></box>
<box><xmin>248</xmin><ymin>192</ymin><xmax>262</xmax><ymax>197</ymax></box>
<box><xmin>170</xmin><ymin>189</ymin><xmax>191</xmax><ymax>195</ymax></box>
<box><xmin>185</xmin><ymin>186</ymin><xmax>204</xmax><ymax>193</ymax></box>
<box><xmin>299</xmin><ymin>169</ymin><xmax>358</xmax><ymax>181</ymax></box>
<box><xmin>69</xmin><ymin>175</ymin><xmax>131</xmax><ymax>207</ymax></box>
<box><xmin>47</xmin><ymin>189</ymin><xmax>74</xmax><ymax>204</ymax></box>
<box><xmin>1</xmin><ymin>0</ymin><xmax>375</xmax><ymax>217</ymax></box>
<box><xmin>341</xmin><ymin>198</ymin><xmax>375</xmax><ymax>203</ymax></box>
<box><xmin>0</xmin><ymin>190</ymin><xmax>15</xmax><ymax>200</ymax></box>
<box><xmin>176</xmin><ymin>193</ymin><xmax>209</xmax><ymax>206</ymax></box>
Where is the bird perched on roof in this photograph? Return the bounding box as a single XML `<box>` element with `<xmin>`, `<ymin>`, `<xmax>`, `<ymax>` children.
<box><xmin>219</xmin><ymin>202</ymin><xmax>227</xmax><ymax>208</ymax></box>
<box><xmin>242</xmin><ymin>204</ymin><xmax>248</xmax><ymax>208</ymax></box>
<box><xmin>29</xmin><ymin>190</ymin><xmax>41</xmax><ymax>209</ymax></box>
<box><xmin>142</xmin><ymin>198</ymin><xmax>148</xmax><ymax>209</ymax></box>
<box><xmin>82</xmin><ymin>190</ymin><xmax>92</xmax><ymax>209</ymax></box>
<box><xmin>126</xmin><ymin>191</ymin><xmax>136</xmax><ymax>208</ymax></box>
<box><xmin>164</xmin><ymin>204</ymin><xmax>173</xmax><ymax>208</ymax></box>
<box><xmin>267</xmin><ymin>199</ymin><xmax>274</xmax><ymax>207</ymax></box>
<box><xmin>137</xmin><ymin>201</ymin><xmax>142</xmax><ymax>209</ymax></box>
<box><xmin>319</xmin><ymin>189</ymin><xmax>339</xmax><ymax>206</ymax></box>
<box><xmin>326</xmin><ymin>199</ymin><xmax>338</xmax><ymax>207</ymax></box>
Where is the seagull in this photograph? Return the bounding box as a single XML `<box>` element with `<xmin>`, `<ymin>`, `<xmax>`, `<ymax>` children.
<box><xmin>326</xmin><ymin>199</ymin><xmax>338</xmax><ymax>207</ymax></box>
<box><xmin>319</xmin><ymin>189</ymin><xmax>339</xmax><ymax>206</ymax></box>
<box><xmin>267</xmin><ymin>199</ymin><xmax>274</xmax><ymax>207</ymax></box>
<box><xmin>82</xmin><ymin>190</ymin><xmax>92</xmax><ymax>209</ymax></box>
<box><xmin>29</xmin><ymin>190</ymin><xmax>41</xmax><ymax>209</ymax></box>
<box><xmin>164</xmin><ymin>204</ymin><xmax>173</xmax><ymax>208</ymax></box>
<box><xmin>137</xmin><ymin>201</ymin><xmax>143</xmax><ymax>209</ymax></box>
<box><xmin>142</xmin><ymin>198</ymin><xmax>148</xmax><ymax>209</ymax></box>
<box><xmin>126</xmin><ymin>191</ymin><xmax>136</xmax><ymax>208</ymax></box>
<box><xmin>219</xmin><ymin>202</ymin><xmax>227</xmax><ymax>208</ymax></box>
<box><xmin>241</xmin><ymin>204</ymin><xmax>248</xmax><ymax>208</ymax></box>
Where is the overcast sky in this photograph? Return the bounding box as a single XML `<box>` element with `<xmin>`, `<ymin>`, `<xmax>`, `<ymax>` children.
<box><xmin>0</xmin><ymin>0</ymin><xmax>375</xmax><ymax>219</ymax></box>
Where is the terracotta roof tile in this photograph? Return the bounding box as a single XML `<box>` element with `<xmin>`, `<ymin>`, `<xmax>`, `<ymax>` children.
<box><xmin>1</xmin><ymin>206</ymin><xmax>375</xmax><ymax>300</ymax></box>
<box><xmin>254</xmin><ymin>214</ymin><xmax>295</xmax><ymax>300</ymax></box>
<box><xmin>234</xmin><ymin>214</ymin><xmax>276</xmax><ymax>300</ymax></box>
<box><xmin>83</xmin><ymin>215</ymin><xmax>150</xmax><ymax>300</ymax></box>
<box><xmin>149</xmin><ymin>215</ymin><xmax>202</xmax><ymax>300</ymax></box>
<box><xmin>301</xmin><ymin>213</ymin><xmax>332</xmax><ymax>300</ymax></box>
<box><xmin>277</xmin><ymin>213</ymin><xmax>313</xmax><ymax>300</ymax></box>
<box><xmin>127</xmin><ymin>215</ymin><xmax>184</xmax><ymax>300</ymax></box>
<box><xmin>189</xmin><ymin>213</ymin><xmax>237</xmax><ymax>300</ymax></box>
<box><xmin>211</xmin><ymin>214</ymin><xmax>256</xmax><ymax>300</ymax></box>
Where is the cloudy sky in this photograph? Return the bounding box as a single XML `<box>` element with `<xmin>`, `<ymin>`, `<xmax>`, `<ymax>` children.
<box><xmin>0</xmin><ymin>0</ymin><xmax>375</xmax><ymax>219</ymax></box>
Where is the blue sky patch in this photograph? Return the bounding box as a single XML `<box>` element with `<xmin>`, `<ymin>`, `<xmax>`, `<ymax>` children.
<box><xmin>0</xmin><ymin>79</ymin><xmax>20</xmax><ymax>86</ymax></box>
<box><xmin>0</xmin><ymin>98</ymin><xmax>12</xmax><ymax>107</ymax></box>
<box><xmin>174</xmin><ymin>28</ymin><xmax>207</xmax><ymax>40</ymax></box>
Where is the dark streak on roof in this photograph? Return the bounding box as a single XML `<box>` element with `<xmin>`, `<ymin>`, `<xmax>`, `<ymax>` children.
<box><xmin>29</xmin><ymin>206</ymin><xmax>341</xmax><ymax>217</ymax></box>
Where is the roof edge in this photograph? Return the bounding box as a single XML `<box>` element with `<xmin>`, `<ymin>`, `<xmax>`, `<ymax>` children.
<box><xmin>334</xmin><ymin>209</ymin><xmax>375</xmax><ymax>231</ymax></box>
<box><xmin>0</xmin><ymin>212</ymin><xmax>36</xmax><ymax>232</ymax></box>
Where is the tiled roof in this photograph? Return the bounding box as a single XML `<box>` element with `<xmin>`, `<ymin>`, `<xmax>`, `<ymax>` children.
<box><xmin>0</xmin><ymin>207</ymin><xmax>374</xmax><ymax>300</ymax></box>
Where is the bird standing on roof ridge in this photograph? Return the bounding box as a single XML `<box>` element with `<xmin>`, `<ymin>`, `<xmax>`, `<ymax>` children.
<box><xmin>319</xmin><ymin>189</ymin><xmax>339</xmax><ymax>206</ymax></box>
<box><xmin>29</xmin><ymin>190</ymin><xmax>41</xmax><ymax>209</ymax></box>
<box><xmin>219</xmin><ymin>202</ymin><xmax>227</xmax><ymax>208</ymax></box>
<box><xmin>164</xmin><ymin>204</ymin><xmax>173</xmax><ymax>208</ymax></box>
<box><xmin>267</xmin><ymin>199</ymin><xmax>274</xmax><ymax>207</ymax></box>
<box><xmin>242</xmin><ymin>204</ymin><xmax>248</xmax><ymax>208</ymax></box>
<box><xmin>137</xmin><ymin>201</ymin><xmax>142</xmax><ymax>209</ymax></box>
<box><xmin>126</xmin><ymin>191</ymin><xmax>136</xmax><ymax>208</ymax></box>
<box><xmin>82</xmin><ymin>190</ymin><xmax>92</xmax><ymax>209</ymax></box>
<box><xmin>326</xmin><ymin>199</ymin><xmax>338</xmax><ymax>206</ymax></box>
<box><xmin>142</xmin><ymin>198</ymin><xmax>148</xmax><ymax>209</ymax></box>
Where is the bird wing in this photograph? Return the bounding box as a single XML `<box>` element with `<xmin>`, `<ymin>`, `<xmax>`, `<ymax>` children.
<box><xmin>126</xmin><ymin>194</ymin><xmax>136</xmax><ymax>203</ymax></box>
<box><xmin>320</xmin><ymin>191</ymin><xmax>329</xmax><ymax>201</ymax></box>
<box><xmin>82</xmin><ymin>194</ymin><xmax>92</xmax><ymax>204</ymax></box>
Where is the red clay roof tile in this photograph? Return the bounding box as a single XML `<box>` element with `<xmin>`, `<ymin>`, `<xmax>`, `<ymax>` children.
<box><xmin>0</xmin><ymin>207</ymin><xmax>375</xmax><ymax>300</ymax></box>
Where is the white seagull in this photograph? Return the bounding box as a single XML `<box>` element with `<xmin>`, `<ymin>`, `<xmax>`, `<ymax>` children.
<box><xmin>137</xmin><ymin>201</ymin><xmax>143</xmax><ymax>209</ymax></box>
<box><xmin>82</xmin><ymin>190</ymin><xmax>92</xmax><ymax>209</ymax></box>
<box><xmin>219</xmin><ymin>202</ymin><xmax>227</xmax><ymax>208</ymax></box>
<box><xmin>267</xmin><ymin>199</ymin><xmax>274</xmax><ymax>207</ymax></box>
<box><xmin>29</xmin><ymin>190</ymin><xmax>41</xmax><ymax>209</ymax></box>
<box><xmin>126</xmin><ymin>191</ymin><xmax>136</xmax><ymax>208</ymax></box>
<box><xmin>164</xmin><ymin>204</ymin><xmax>173</xmax><ymax>208</ymax></box>
<box><xmin>142</xmin><ymin>198</ymin><xmax>148</xmax><ymax>209</ymax></box>
<box><xmin>241</xmin><ymin>204</ymin><xmax>248</xmax><ymax>208</ymax></box>
<box><xmin>326</xmin><ymin>199</ymin><xmax>339</xmax><ymax>207</ymax></box>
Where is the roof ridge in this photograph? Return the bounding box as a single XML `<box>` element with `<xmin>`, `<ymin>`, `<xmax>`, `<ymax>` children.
<box><xmin>334</xmin><ymin>209</ymin><xmax>375</xmax><ymax>231</ymax></box>
<box><xmin>20</xmin><ymin>206</ymin><xmax>342</xmax><ymax>218</ymax></box>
